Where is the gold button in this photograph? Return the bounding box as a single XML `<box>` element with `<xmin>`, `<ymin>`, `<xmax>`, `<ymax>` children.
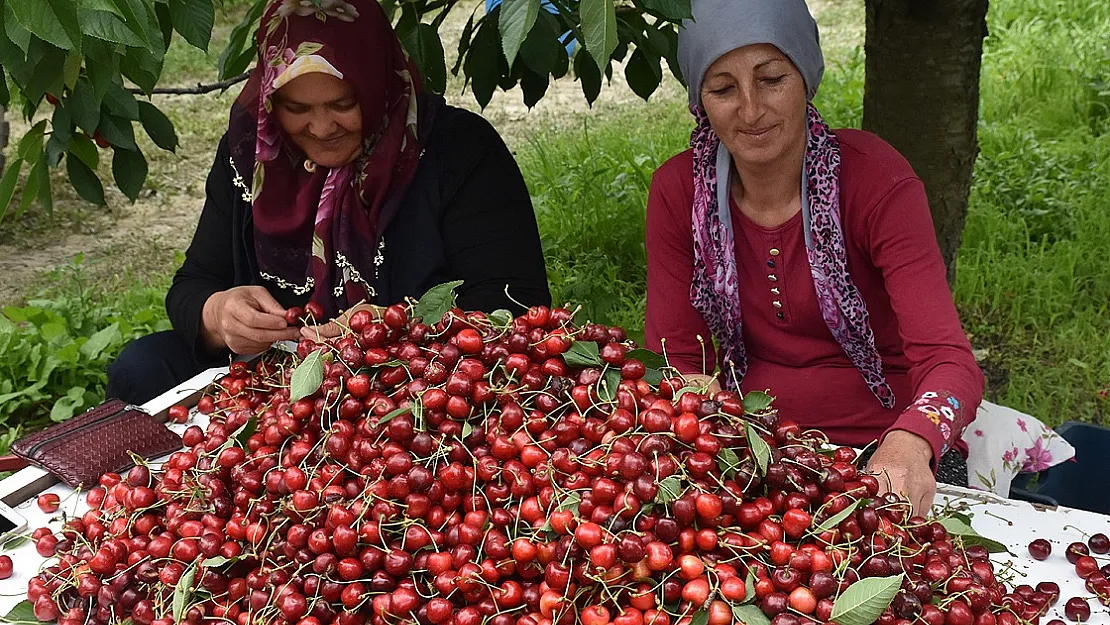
<box><xmin>772</xmin><ymin>300</ymin><xmax>783</xmax><ymax>309</ymax></box>
<box><xmin>768</xmin><ymin>274</ymin><xmax>778</xmax><ymax>282</ymax></box>
<box><xmin>769</xmin><ymin>248</ymin><xmax>781</xmax><ymax>256</ymax></box>
<box><xmin>771</xmin><ymin>288</ymin><xmax>780</xmax><ymax>295</ymax></box>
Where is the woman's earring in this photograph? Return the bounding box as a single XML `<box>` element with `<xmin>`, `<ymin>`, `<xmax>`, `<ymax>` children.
<box><xmin>304</xmin><ymin>159</ymin><xmax>317</xmax><ymax>173</ymax></box>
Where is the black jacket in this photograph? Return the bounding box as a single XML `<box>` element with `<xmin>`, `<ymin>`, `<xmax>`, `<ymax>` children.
<box><xmin>167</xmin><ymin>104</ymin><xmax>550</xmax><ymax>362</ymax></box>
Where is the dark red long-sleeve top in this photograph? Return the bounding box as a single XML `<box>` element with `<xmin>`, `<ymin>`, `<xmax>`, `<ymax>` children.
<box><xmin>645</xmin><ymin>129</ymin><xmax>984</xmax><ymax>463</ymax></box>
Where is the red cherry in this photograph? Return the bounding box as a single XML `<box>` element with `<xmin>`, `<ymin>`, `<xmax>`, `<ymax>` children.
<box><xmin>37</xmin><ymin>493</ymin><xmax>61</xmax><ymax>514</ymax></box>
<box><xmin>1027</xmin><ymin>538</ymin><xmax>1051</xmax><ymax>561</ymax></box>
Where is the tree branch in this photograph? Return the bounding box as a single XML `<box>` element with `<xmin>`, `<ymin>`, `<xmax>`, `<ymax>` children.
<box><xmin>126</xmin><ymin>72</ymin><xmax>251</xmax><ymax>96</ymax></box>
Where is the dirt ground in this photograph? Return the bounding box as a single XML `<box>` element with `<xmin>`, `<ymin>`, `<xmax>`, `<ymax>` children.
<box><xmin>0</xmin><ymin>0</ymin><xmax>858</xmax><ymax>305</ymax></box>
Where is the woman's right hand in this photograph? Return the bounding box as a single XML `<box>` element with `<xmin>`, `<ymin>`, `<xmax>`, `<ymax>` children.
<box><xmin>201</xmin><ymin>286</ymin><xmax>302</xmax><ymax>355</ymax></box>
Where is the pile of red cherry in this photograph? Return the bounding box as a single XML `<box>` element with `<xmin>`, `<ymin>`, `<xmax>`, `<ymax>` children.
<box><xmin>10</xmin><ymin>299</ymin><xmax>1108</xmax><ymax>625</ymax></box>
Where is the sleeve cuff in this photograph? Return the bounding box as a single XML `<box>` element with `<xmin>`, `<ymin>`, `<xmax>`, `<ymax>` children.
<box><xmin>884</xmin><ymin>390</ymin><xmax>969</xmax><ymax>473</ymax></box>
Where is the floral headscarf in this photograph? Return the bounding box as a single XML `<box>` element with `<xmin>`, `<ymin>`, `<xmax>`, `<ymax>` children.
<box><xmin>227</xmin><ymin>0</ymin><xmax>425</xmax><ymax>318</ymax></box>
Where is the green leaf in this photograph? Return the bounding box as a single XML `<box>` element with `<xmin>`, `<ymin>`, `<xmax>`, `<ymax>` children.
<box><xmin>1</xmin><ymin>535</ymin><xmax>29</xmax><ymax>551</ymax></box>
<box><xmin>69</xmin><ymin>77</ymin><xmax>102</xmax><ymax>133</ymax></box>
<box><xmin>81</xmin><ymin>323</ymin><xmax>120</xmax><ymax>359</ymax></box>
<box><xmin>564</xmin><ymin>341</ymin><xmax>601</xmax><ymax>367</ymax></box>
<box><xmin>377</xmin><ymin>406</ymin><xmax>411</xmax><ymax>427</ymax></box>
<box><xmin>938</xmin><ymin>517</ymin><xmax>1011</xmax><ymax>554</ymax></box>
<box><xmin>655</xmin><ymin>476</ymin><xmax>683</xmax><ymax>504</ymax></box>
<box><xmin>138</xmin><ymin>100</ymin><xmax>178</xmax><ymax>152</ymax></box>
<box><xmin>69</xmin><ymin>133</ymin><xmax>100</xmax><ymax>169</ymax></box>
<box><xmin>16</xmin><ymin>158</ymin><xmax>42</xmax><ymax>219</ymax></box>
<box><xmin>121</xmin><ymin>41</ymin><xmax>164</xmax><ymax>94</ymax></box>
<box><xmin>830</xmin><ymin>575</ymin><xmax>904</xmax><ymax>625</ymax></box>
<box><xmin>640</xmin><ymin>0</ymin><xmax>692</xmax><ymax>21</ymax></box>
<box><xmin>104</xmin><ymin>83</ymin><xmax>140</xmax><ymax>120</ymax></box>
<box><xmin>3</xmin><ymin>3</ymin><xmax>32</xmax><ymax>53</ymax></box>
<box><xmin>625</xmin><ymin>47</ymin><xmax>661</xmax><ymax>100</ymax></box>
<box><xmin>580</xmin><ymin>0</ymin><xmax>617</xmax><ymax>75</ymax></box>
<box><xmin>155</xmin><ymin>1</ymin><xmax>174</xmax><ymax>49</ymax></box>
<box><xmin>0</xmin><ymin>65</ymin><xmax>9</xmax><ymax>106</ymax></box>
<box><xmin>0</xmin><ymin>158</ymin><xmax>23</xmax><ymax>221</ymax></box>
<box><xmin>814</xmin><ymin>499</ymin><xmax>861</xmax><ymax>534</ymax></box>
<box><xmin>67</xmin><ymin>153</ymin><xmax>107</xmax><ymax>205</ymax></box>
<box><xmin>598</xmin><ymin>368</ymin><xmax>621</xmax><ymax>402</ymax></box>
<box><xmin>97</xmin><ymin>111</ymin><xmax>137</xmax><ymax>149</ymax></box>
<box><xmin>112</xmin><ymin>147</ymin><xmax>148</xmax><ymax>202</ymax></box>
<box><xmin>574</xmin><ymin>48</ymin><xmax>602</xmax><ymax>105</ymax></box>
<box><xmin>232</xmin><ymin>416</ymin><xmax>256</xmax><ymax>446</ymax></box>
<box><xmin>461</xmin><ymin>421</ymin><xmax>474</xmax><ymax>439</ymax></box>
<box><xmin>464</xmin><ymin>14</ymin><xmax>502</xmax><ymax>109</ymax></box>
<box><xmin>518</xmin><ymin>11</ymin><xmax>559</xmax><ymax>76</ymax></box>
<box><xmin>746</xmin><ymin>423</ymin><xmax>771</xmax><ymax>475</ymax></box>
<box><xmin>717</xmin><ymin>447</ymin><xmax>741</xmax><ymax>478</ymax></box>
<box><xmin>46</xmin><ymin>104</ymin><xmax>73</xmax><ymax>167</ymax></box>
<box><xmin>413</xmin><ymin>280</ymin><xmax>464</xmax><ymax>325</ymax></box>
<box><xmin>556</xmin><ymin>490</ymin><xmax>581</xmax><ymax>512</ymax></box>
<box><xmin>50</xmin><ymin>386</ymin><xmax>87</xmax><ymax>421</ymax></box>
<box><xmin>36</xmin><ymin>153</ymin><xmax>53</xmax><ymax>215</ymax></box>
<box><xmin>488</xmin><ymin>309</ymin><xmax>513</xmax><ymax>327</ymax></box>
<box><xmin>743</xmin><ymin>391</ymin><xmax>774</xmax><ymax>414</ymax></box>
<box><xmin>290</xmin><ymin>349</ymin><xmax>325</xmax><ymax>402</ymax></box>
<box><xmin>7</xmin><ymin>0</ymin><xmax>83</xmax><ymax>51</ymax></box>
<box><xmin>625</xmin><ymin>348</ymin><xmax>666</xmax><ymax>370</ymax></box>
<box><xmin>63</xmin><ymin>49</ymin><xmax>81</xmax><ymax>89</ymax></box>
<box><xmin>690</xmin><ymin>609</ymin><xmax>708</xmax><ymax>625</ymax></box>
<box><xmin>398</xmin><ymin>23</ymin><xmax>446</xmax><ymax>95</ymax></box>
<box><xmin>201</xmin><ymin>554</ymin><xmax>237</xmax><ymax>568</ymax></box>
<box><xmin>172</xmin><ymin>562</ymin><xmax>197</xmax><ymax>623</ymax></box>
<box><xmin>217</xmin><ymin>0</ymin><xmax>264</xmax><ymax>79</ymax></box>
<box><xmin>731</xmin><ymin>604</ymin><xmax>771</xmax><ymax>625</ymax></box>
<box><xmin>452</xmin><ymin>9</ymin><xmax>475</xmax><ymax>76</ymax></box>
<box><xmin>2</xmin><ymin>600</ymin><xmax>37</xmax><ymax>624</ymax></box>
<box><xmin>168</xmin><ymin>0</ymin><xmax>213</xmax><ymax>50</ymax></box>
<box><xmin>17</xmin><ymin>120</ymin><xmax>47</xmax><ymax>161</ymax></box>
<box><xmin>499</xmin><ymin>0</ymin><xmax>539</xmax><ymax>66</ymax></box>
<box><xmin>79</xmin><ymin>8</ymin><xmax>144</xmax><ymax>46</ymax></box>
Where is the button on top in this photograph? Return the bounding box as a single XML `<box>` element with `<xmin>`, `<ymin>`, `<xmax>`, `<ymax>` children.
<box><xmin>769</xmin><ymin>248</ymin><xmax>781</xmax><ymax>256</ymax></box>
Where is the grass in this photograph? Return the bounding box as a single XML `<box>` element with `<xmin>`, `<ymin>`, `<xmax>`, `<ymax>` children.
<box><xmin>1</xmin><ymin>0</ymin><xmax>1108</xmax><ymax>436</ymax></box>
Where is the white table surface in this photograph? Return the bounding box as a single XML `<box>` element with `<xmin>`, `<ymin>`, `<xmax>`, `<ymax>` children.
<box><xmin>0</xmin><ymin>368</ymin><xmax>1107</xmax><ymax>623</ymax></box>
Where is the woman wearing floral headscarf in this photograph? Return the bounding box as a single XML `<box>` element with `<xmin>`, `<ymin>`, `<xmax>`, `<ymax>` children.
<box><xmin>107</xmin><ymin>0</ymin><xmax>549</xmax><ymax>403</ymax></box>
<box><xmin>645</xmin><ymin>0</ymin><xmax>984</xmax><ymax>513</ymax></box>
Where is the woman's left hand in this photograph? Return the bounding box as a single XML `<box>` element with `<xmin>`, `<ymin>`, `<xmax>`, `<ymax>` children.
<box><xmin>300</xmin><ymin>303</ymin><xmax>384</xmax><ymax>340</ymax></box>
<box><xmin>866</xmin><ymin>430</ymin><xmax>936</xmax><ymax>517</ymax></box>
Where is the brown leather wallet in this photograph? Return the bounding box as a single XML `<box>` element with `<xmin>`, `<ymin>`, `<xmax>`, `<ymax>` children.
<box><xmin>9</xmin><ymin>399</ymin><xmax>182</xmax><ymax>488</ymax></box>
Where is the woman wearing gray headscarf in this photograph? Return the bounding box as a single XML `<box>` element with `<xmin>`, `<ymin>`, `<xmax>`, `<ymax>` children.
<box><xmin>644</xmin><ymin>0</ymin><xmax>984</xmax><ymax>513</ymax></box>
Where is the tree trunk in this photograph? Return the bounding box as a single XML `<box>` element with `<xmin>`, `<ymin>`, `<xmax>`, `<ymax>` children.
<box><xmin>862</xmin><ymin>0</ymin><xmax>989</xmax><ymax>283</ymax></box>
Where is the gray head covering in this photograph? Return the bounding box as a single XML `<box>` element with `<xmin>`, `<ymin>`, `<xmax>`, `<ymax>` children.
<box><xmin>678</xmin><ymin>0</ymin><xmax>824</xmax><ymax>107</ymax></box>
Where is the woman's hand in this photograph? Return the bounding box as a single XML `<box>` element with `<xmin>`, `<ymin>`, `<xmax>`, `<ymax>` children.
<box><xmin>866</xmin><ymin>430</ymin><xmax>937</xmax><ymax>517</ymax></box>
<box><xmin>201</xmin><ymin>286</ymin><xmax>301</xmax><ymax>355</ymax></box>
<box><xmin>301</xmin><ymin>303</ymin><xmax>385</xmax><ymax>340</ymax></box>
<box><xmin>682</xmin><ymin>374</ymin><xmax>723</xmax><ymax>396</ymax></box>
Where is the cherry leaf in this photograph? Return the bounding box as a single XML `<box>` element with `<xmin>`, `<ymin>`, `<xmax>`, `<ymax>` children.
<box><xmin>656</xmin><ymin>476</ymin><xmax>683</xmax><ymax>504</ymax></box>
<box><xmin>1</xmin><ymin>600</ymin><xmax>37</xmax><ymax>624</ymax></box>
<box><xmin>830</xmin><ymin>574</ymin><xmax>904</xmax><ymax>625</ymax></box>
<box><xmin>717</xmin><ymin>447</ymin><xmax>741</xmax><ymax>478</ymax></box>
<box><xmin>377</xmin><ymin>406</ymin><xmax>411</xmax><ymax>427</ymax></box>
<box><xmin>745</xmin><ymin>423</ymin><xmax>771</xmax><ymax>475</ymax></box>
<box><xmin>732</xmin><ymin>604</ymin><xmax>770</xmax><ymax>625</ymax></box>
<box><xmin>172</xmin><ymin>563</ymin><xmax>198</xmax><ymax>623</ymax></box>
<box><xmin>289</xmin><ymin>349</ymin><xmax>324</xmax><ymax>402</ymax></box>
<box><xmin>743</xmin><ymin>390</ymin><xmax>774</xmax><ymax>414</ymax></box>
<box><xmin>564</xmin><ymin>341</ymin><xmax>601</xmax><ymax>367</ymax></box>
<box><xmin>690</xmin><ymin>609</ymin><xmax>708</xmax><ymax>625</ymax></box>
<box><xmin>938</xmin><ymin>517</ymin><xmax>1011</xmax><ymax>554</ymax></box>
<box><xmin>814</xmin><ymin>499</ymin><xmax>861</xmax><ymax>534</ymax></box>
<box><xmin>413</xmin><ymin>280</ymin><xmax>464</xmax><ymax>325</ymax></box>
